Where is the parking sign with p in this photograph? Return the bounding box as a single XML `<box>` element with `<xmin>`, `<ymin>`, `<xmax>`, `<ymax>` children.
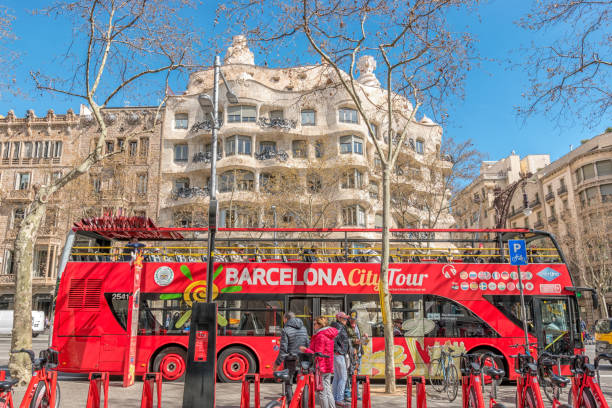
<box><xmin>508</xmin><ymin>239</ymin><xmax>528</xmax><ymax>266</ymax></box>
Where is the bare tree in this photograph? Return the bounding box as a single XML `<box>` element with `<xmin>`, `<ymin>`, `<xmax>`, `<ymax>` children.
<box><xmin>559</xmin><ymin>206</ymin><xmax>612</xmax><ymax>319</ymax></box>
<box><xmin>223</xmin><ymin>0</ymin><xmax>478</xmax><ymax>391</ymax></box>
<box><xmin>518</xmin><ymin>0</ymin><xmax>611</xmax><ymax>125</ymax></box>
<box><xmin>10</xmin><ymin>0</ymin><xmax>205</xmax><ymax>381</ymax></box>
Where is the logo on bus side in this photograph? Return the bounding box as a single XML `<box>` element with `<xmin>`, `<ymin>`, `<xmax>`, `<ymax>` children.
<box><xmin>537</xmin><ymin>267</ymin><xmax>561</xmax><ymax>282</ymax></box>
<box><xmin>154</xmin><ymin>266</ymin><xmax>174</xmax><ymax>286</ymax></box>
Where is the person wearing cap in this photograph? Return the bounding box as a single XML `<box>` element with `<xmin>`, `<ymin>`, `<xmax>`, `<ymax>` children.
<box><xmin>330</xmin><ymin>312</ymin><xmax>350</xmax><ymax>407</ymax></box>
<box><xmin>345</xmin><ymin>310</ymin><xmax>369</xmax><ymax>401</ymax></box>
<box><xmin>228</xmin><ymin>244</ymin><xmax>248</xmax><ymax>262</ymax></box>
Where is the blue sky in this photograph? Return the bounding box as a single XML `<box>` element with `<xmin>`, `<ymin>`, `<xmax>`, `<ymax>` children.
<box><xmin>0</xmin><ymin>0</ymin><xmax>605</xmax><ymax>163</ymax></box>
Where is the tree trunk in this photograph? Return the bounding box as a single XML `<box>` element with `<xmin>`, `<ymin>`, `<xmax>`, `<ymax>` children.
<box><xmin>381</xmin><ymin>167</ymin><xmax>396</xmax><ymax>393</ymax></box>
<box><xmin>9</xmin><ymin>198</ymin><xmax>47</xmax><ymax>383</ymax></box>
<box><xmin>599</xmin><ymin>290</ymin><xmax>609</xmax><ymax>319</ymax></box>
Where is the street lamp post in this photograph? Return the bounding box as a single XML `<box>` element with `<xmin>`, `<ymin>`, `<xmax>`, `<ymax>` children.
<box><xmin>199</xmin><ymin>55</ymin><xmax>238</xmax><ymax>303</ymax></box>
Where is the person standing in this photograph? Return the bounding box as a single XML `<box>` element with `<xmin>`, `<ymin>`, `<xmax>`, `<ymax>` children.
<box><xmin>273</xmin><ymin>312</ymin><xmax>309</xmax><ymax>402</ymax></box>
<box><xmin>345</xmin><ymin>310</ymin><xmax>369</xmax><ymax>401</ymax></box>
<box><xmin>300</xmin><ymin>317</ymin><xmax>338</xmax><ymax>408</ymax></box>
<box><xmin>331</xmin><ymin>312</ymin><xmax>350</xmax><ymax>407</ymax></box>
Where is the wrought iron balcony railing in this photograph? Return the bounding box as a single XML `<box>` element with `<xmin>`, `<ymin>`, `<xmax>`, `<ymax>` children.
<box><xmin>192</xmin><ymin>151</ymin><xmax>222</xmax><ymax>163</ymax></box>
<box><xmin>257</xmin><ymin>117</ymin><xmax>297</xmax><ymax>130</ymax></box>
<box><xmin>172</xmin><ymin>187</ymin><xmax>210</xmax><ymax>200</ymax></box>
<box><xmin>255</xmin><ymin>149</ymin><xmax>289</xmax><ymax>161</ymax></box>
<box><xmin>557</xmin><ymin>185</ymin><xmax>568</xmax><ymax>195</ymax></box>
<box><xmin>190</xmin><ymin>119</ymin><xmax>223</xmax><ymax>133</ymax></box>
<box><xmin>545</xmin><ymin>191</ymin><xmax>555</xmax><ymax>201</ymax></box>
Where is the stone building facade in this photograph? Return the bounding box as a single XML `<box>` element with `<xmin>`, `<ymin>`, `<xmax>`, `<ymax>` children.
<box><xmin>453</xmin><ymin>132</ymin><xmax>612</xmax><ymax>320</ymax></box>
<box><xmin>158</xmin><ymin>36</ymin><xmax>453</xmax><ymax>233</ymax></box>
<box><xmin>0</xmin><ymin>106</ymin><xmax>161</xmax><ymax>315</ymax></box>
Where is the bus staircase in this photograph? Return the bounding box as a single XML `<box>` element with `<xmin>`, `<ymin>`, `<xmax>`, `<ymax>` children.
<box><xmin>351</xmin><ymin>375</ymin><xmax>372</xmax><ymax>408</ymax></box>
<box><xmin>86</xmin><ymin>372</ymin><xmax>109</xmax><ymax>408</ymax></box>
<box><xmin>406</xmin><ymin>376</ymin><xmax>427</xmax><ymax>408</ymax></box>
<box><xmin>240</xmin><ymin>373</ymin><xmax>261</xmax><ymax>408</ymax></box>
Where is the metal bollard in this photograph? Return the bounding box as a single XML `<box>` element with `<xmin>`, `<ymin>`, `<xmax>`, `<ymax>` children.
<box><xmin>351</xmin><ymin>375</ymin><xmax>371</xmax><ymax>408</ymax></box>
<box><xmin>86</xmin><ymin>372</ymin><xmax>109</xmax><ymax>408</ymax></box>
<box><xmin>407</xmin><ymin>377</ymin><xmax>427</xmax><ymax>408</ymax></box>
<box><xmin>240</xmin><ymin>374</ymin><xmax>261</xmax><ymax>408</ymax></box>
<box><xmin>140</xmin><ymin>372</ymin><xmax>162</xmax><ymax>408</ymax></box>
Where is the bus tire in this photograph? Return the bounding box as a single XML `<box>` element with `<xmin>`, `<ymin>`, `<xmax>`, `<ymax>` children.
<box><xmin>217</xmin><ymin>346</ymin><xmax>257</xmax><ymax>383</ymax></box>
<box><xmin>153</xmin><ymin>346</ymin><xmax>187</xmax><ymax>381</ymax></box>
<box><xmin>469</xmin><ymin>347</ymin><xmax>506</xmax><ymax>384</ymax></box>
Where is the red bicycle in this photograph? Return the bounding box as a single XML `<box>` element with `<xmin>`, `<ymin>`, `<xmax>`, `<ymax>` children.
<box><xmin>512</xmin><ymin>352</ymin><xmax>546</xmax><ymax>408</ymax></box>
<box><xmin>568</xmin><ymin>353</ymin><xmax>612</xmax><ymax>408</ymax></box>
<box><xmin>459</xmin><ymin>353</ymin><xmax>486</xmax><ymax>408</ymax></box>
<box><xmin>479</xmin><ymin>353</ymin><xmax>506</xmax><ymax>408</ymax></box>
<box><xmin>266</xmin><ymin>352</ymin><xmax>326</xmax><ymax>408</ymax></box>
<box><xmin>0</xmin><ymin>374</ymin><xmax>17</xmax><ymax>408</ymax></box>
<box><xmin>537</xmin><ymin>352</ymin><xmax>571</xmax><ymax>408</ymax></box>
<box><xmin>12</xmin><ymin>348</ymin><xmax>60</xmax><ymax>408</ymax></box>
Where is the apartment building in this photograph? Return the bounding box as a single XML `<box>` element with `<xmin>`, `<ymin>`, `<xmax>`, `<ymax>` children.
<box><xmin>0</xmin><ymin>107</ymin><xmax>161</xmax><ymax>315</ymax></box>
<box><xmin>453</xmin><ymin>132</ymin><xmax>612</xmax><ymax>319</ymax></box>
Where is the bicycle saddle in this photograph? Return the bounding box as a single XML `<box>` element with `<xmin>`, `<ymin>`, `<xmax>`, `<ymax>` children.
<box><xmin>550</xmin><ymin>375</ymin><xmax>570</xmax><ymax>388</ymax></box>
<box><xmin>526</xmin><ymin>363</ymin><xmax>538</xmax><ymax>374</ymax></box>
<box><xmin>273</xmin><ymin>369</ymin><xmax>291</xmax><ymax>381</ymax></box>
<box><xmin>539</xmin><ymin>357</ymin><xmax>555</xmax><ymax>368</ymax></box>
<box><xmin>0</xmin><ymin>378</ymin><xmax>18</xmax><ymax>392</ymax></box>
<box><xmin>482</xmin><ymin>365</ymin><xmax>504</xmax><ymax>379</ymax></box>
<box><xmin>470</xmin><ymin>362</ymin><xmax>481</xmax><ymax>374</ymax></box>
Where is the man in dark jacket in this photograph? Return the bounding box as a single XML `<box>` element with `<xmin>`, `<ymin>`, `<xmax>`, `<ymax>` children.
<box><xmin>273</xmin><ymin>312</ymin><xmax>309</xmax><ymax>401</ymax></box>
<box><xmin>330</xmin><ymin>312</ymin><xmax>350</xmax><ymax>406</ymax></box>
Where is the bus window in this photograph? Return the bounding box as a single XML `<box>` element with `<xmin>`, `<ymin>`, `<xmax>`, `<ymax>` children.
<box><xmin>139</xmin><ymin>294</ymin><xmax>190</xmax><ymax>335</ymax></box>
<box><xmin>104</xmin><ymin>292</ymin><xmax>129</xmax><ymax>330</ymax></box>
<box><xmin>350</xmin><ymin>296</ymin><xmax>424</xmax><ymax>338</ymax></box>
<box><xmin>321</xmin><ymin>298</ymin><xmax>345</xmax><ymax>323</ymax></box>
<box><xmin>218</xmin><ymin>299</ymin><xmax>283</xmax><ymax>337</ymax></box>
<box><xmin>288</xmin><ymin>297</ymin><xmax>313</xmax><ymax>335</ymax></box>
<box><xmin>485</xmin><ymin>295</ymin><xmax>535</xmax><ymax>334</ymax></box>
<box><xmin>424</xmin><ymin>295</ymin><xmax>499</xmax><ymax>338</ymax></box>
<box><xmin>539</xmin><ymin>298</ymin><xmax>571</xmax><ymax>354</ymax></box>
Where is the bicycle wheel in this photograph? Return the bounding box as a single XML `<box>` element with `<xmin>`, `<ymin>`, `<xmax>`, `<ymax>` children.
<box><xmin>30</xmin><ymin>381</ymin><xmax>60</xmax><ymax>408</ymax></box>
<box><xmin>428</xmin><ymin>358</ymin><xmax>444</xmax><ymax>392</ymax></box>
<box><xmin>446</xmin><ymin>364</ymin><xmax>459</xmax><ymax>402</ymax></box>
<box><xmin>579</xmin><ymin>388</ymin><xmax>597</xmax><ymax>408</ymax></box>
<box><xmin>264</xmin><ymin>401</ymin><xmax>282</xmax><ymax>408</ymax></box>
<box><xmin>301</xmin><ymin>384</ymin><xmax>309</xmax><ymax>408</ymax></box>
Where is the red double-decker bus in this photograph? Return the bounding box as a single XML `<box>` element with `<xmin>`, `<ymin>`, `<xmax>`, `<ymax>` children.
<box><xmin>51</xmin><ymin>218</ymin><xmax>585</xmax><ymax>382</ymax></box>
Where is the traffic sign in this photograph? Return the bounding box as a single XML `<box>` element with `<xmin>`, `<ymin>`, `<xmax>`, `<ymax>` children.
<box><xmin>509</xmin><ymin>239</ymin><xmax>528</xmax><ymax>265</ymax></box>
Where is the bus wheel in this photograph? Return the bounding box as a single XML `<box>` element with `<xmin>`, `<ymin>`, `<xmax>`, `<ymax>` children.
<box><xmin>217</xmin><ymin>347</ymin><xmax>257</xmax><ymax>383</ymax></box>
<box><xmin>470</xmin><ymin>348</ymin><xmax>506</xmax><ymax>385</ymax></box>
<box><xmin>154</xmin><ymin>346</ymin><xmax>187</xmax><ymax>381</ymax></box>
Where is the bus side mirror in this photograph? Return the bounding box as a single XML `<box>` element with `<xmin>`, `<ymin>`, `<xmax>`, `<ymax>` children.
<box><xmin>592</xmin><ymin>291</ymin><xmax>599</xmax><ymax>310</ymax></box>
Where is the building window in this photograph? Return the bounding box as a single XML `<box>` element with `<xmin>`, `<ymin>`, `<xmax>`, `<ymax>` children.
<box><xmin>34</xmin><ymin>141</ymin><xmax>42</xmax><ymax>158</ymax></box>
<box><xmin>225</xmin><ymin>135</ymin><xmax>252</xmax><ymax>156</ymax></box>
<box><xmin>301</xmin><ymin>109</ymin><xmax>315</xmax><ymax>126</ymax></box>
<box><xmin>374</xmin><ymin>214</ymin><xmax>383</xmax><ymax>228</ymax></box>
<box><xmin>16</xmin><ymin>173</ymin><xmax>30</xmax><ymax>190</ymax></box>
<box><xmin>174</xmin><ymin>113</ymin><xmax>189</xmax><ymax>129</ymax></box>
<box><xmin>219</xmin><ymin>170</ymin><xmax>255</xmax><ymax>192</ymax></box>
<box><xmin>228</xmin><ymin>105</ymin><xmax>256</xmax><ymax>123</ymax></box>
<box><xmin>137</xmin><ymin>174</ymin><xmax>148</xmax><ymax>194</ymax></box>
<box><xmin>174</xmin><ymin>178</ymin><xmax>190</xmax><ymax>194</ymax></box>
<box><xmin>2</xmin><ymin>142</ymin><xmax>9</xmax><ymax>159</ymax></box>
<box><xmin>52</xmin><ymin>171</ymin><xmax>62</xmax><ymax>182</ymax></box>
<box><xmin>24</xmin><ymin>142</ymin><xmax>33</xmax><ymax>159</ymax></box>
<box><xmin>106</xmin><ymin>141</ymin><xmax>114</xmax><ymax>154</ymax></box>
<box><xmin>53</xmin><ymin>141</ymin><xmax>62</xmax><ymax>158</ymax></box>
<box><xmin>307</xmin><ymin>174</ymin><xmax>322</xmax><ymax>193</ymax></box>
<box><xmin>117</xmin><ymin>138</ymin><xmax>125</xmax><ymax>152</ymax></box>
<box><xmin>43</xmin><ymin>141</ymin><xmax>50</xmax><ymax>158</ymax></box>
<box><xmin>582</xmin><ymin>163</ymin><xmax>596</xmax><ymax>180</ymax></box>
<box><xmin>12</xmin><ymin>142</ymin><xmax>20</xmax><ymax>159</ymax></box>
<box><xmin>129</xmin><ymin>141</ymin><xmax>138</xmax><ymax>157</ymax></box>
<box><xmin>370</xmin><ymin>124</ymin><xmax>379</xmax><ymax>139</ymax></box>
<box><xmin>601</xmin><ymin>184</ymin><xmax>612</xmax><ymax>202</ymax></box>
<box><xmin>341</xmin><ymin>169</ymin><xmax>363</xmax><ymax>189</ymax></box>
<box><xmin>339</xmin><ymin>135</ymin><xmax>363</xmax><ymax>155</ymax></box>
<box><xmin>547</xmin><ymin>184</ymin><xmax>553</xmax><ymax>194</ymax></box>
<box><xmin>259</xmin><ymin>173</ymin><xmax>277</xmax><ymax>193</ymax></box>
<box><xmin>174</xmin><ymin>144</ymin><xmax>189</xmax><ymax>162</ymax></box>
<box><xmin>12</xmin><ymin>208</ymin><xmax>25</xmax><ymax>229</ymax></box>
<box><xmin>269</xmin><ymin>110</ymin><xmax>283</xmax><ymax>120</ymax></box>
<box><xmin>259</xmin><ymin>141</ymin><xmax>276</xmax><ymax>154</ymax></box>
<box><xmin>139</xmin><ymin>138</ymin><xmax>149</xmax><ymax>157</ymax></box>
<box><xmin>33</xmin><ymin>248</ymin><xmax>48</xmax><ymax>278</ymax></box>
<box><xmin>3</xmin><ymin>250</ymin><xmax>14</xmax><ymax>275</ymax></box>
<box><xmin>314</xmin><ymin>141</ymin><xmax>323</xmax><ymax>158</ymax></box>
<box><xmin>596</xmin><ymin>160</ymin><xmax>612</xmax><ymax>177</ymax></box>
<box><xmin>369</xmin><ymin>181</ymin><xmax>379</xmax><ymax>199</ymax></box>
<box><xmin>342</xmin><ymin>205</ymin><xmax>366</xmax><ymax>227</ymax></box>
<box><xmin>292</xmin><ymin>140</ymin><xmax>307</xmax><ymax>158</ymax></box>
<box><xmin>338</xmin><ymin>107</ymin><xmax>358</xmax><ymax>124</ymax></box>
<box><xmin>220</xmin><ymin>208</ymin><xmax>257</xmax><ymax>228</ymax></box>
<box><xmin>415</xmin><ymin>139</ymin><xmax>424</xmax><ymax>155</ymax></box>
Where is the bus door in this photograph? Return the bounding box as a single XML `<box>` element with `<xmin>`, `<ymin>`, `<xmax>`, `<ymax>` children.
<box><xmin>287</xmin><ymin>297</ymin><xmax>345</xmax><ymax>335</ymax></box>
<box><xmin>535</xmin><ymin>297</ymin><xmax>573</xmax><ymax>355</ymax></box>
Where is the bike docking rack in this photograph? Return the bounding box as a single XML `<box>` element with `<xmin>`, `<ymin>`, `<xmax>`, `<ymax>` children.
<box><xmin>289</xmin><ymin>372</ymin><xmax>315</xmax><ymax>408</ymax></box>
<box><xmin>240</xmin><ymin>373</ymin><xmax>261</xmax><ymax>408</ymax></box>
<box><xmin>351</xmin><ymin>375</ymin><xmax>371</xmax><ymax>408</ymax></box>
<box><xmin>140</xmin><ymin>372</ymin><xmax>162</xmax><ymax>408</ymax></box>
<box><xmin>406</xmin><ymin>376</ymin><xmax>427</xmax><ymax>408</ymax></box>
<box><xmin>86</xmin><ymin>372</ymin><xmax>110</xmax><ymax>408</ymax></box>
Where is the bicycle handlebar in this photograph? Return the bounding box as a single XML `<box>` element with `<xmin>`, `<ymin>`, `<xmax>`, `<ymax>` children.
<box><xmin>11</xmin><ymin>349</ymin><xmax>35</xmax><ymax>364</ymax></box>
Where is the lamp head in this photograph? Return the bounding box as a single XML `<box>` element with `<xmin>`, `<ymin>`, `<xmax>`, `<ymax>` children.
<box><xmin>226</xmin><ymin>91</ymin><xmax>239</xmax><ymax>104</ymax></box>
<box><xmin>198</xmin><ymin>93</ymin><xmax>213</xmax><ymax>111</ymax></box>
<box><xmin>523</xmin><ymin>207</ymin><xmax>532</xmax><ymax>217</ymax></box>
